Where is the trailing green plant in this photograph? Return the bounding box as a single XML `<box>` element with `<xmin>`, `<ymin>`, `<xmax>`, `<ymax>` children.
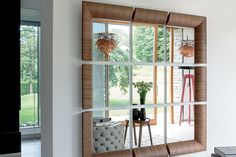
<box><xmin>133</xmin><ymin>81</ymin><xmax>153</xmax><ymax>99</ymax></box>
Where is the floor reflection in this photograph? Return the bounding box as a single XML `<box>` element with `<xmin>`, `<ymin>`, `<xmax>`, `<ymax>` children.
<box><xmin>22</xmin><ymin>139</ymin><xmax>41</xmax><ymax>157</ymax></box>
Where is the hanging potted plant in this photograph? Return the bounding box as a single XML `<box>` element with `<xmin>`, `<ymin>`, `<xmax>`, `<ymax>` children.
<box><xmin>133</xmin><ymin>81</ymin><xmax>153</xmax><ymax>120</ymax></box>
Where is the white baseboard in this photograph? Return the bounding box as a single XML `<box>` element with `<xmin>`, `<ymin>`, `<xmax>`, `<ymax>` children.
<box><xmin>20</xmin><ymin>127</ymin><xmax>41</xmax><ymax>140</ymax></box>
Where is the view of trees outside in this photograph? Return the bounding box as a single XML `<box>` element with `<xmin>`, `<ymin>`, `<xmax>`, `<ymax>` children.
<box><xmin>93</xmin><ymin>22</ymin><xmax>170</xmax><ymax>117</ymax></box>
<box><xmin>133</xmin><ymin>25</ymin><xmax>170</xmax><ymax>62</ymax></box>
<box><xmin>20</xmin><ymin>25</ymin><xmax>40</xmax><ymax>127</ymax></box>
<box><xmin>108</xmin><ymin>24</ymin><xmax>170</xmax><ymax>106</ymax></box>
<box><xmin>109</xmin><ymin>24</ymin><xmax>129</xmax><ymax>97</ymax></box>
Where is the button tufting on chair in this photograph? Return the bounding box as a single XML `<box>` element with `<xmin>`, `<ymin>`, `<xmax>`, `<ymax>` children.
<box><xmin>93</xmin><ymin>122</ymin><xmax>125</xmax><ymax>153</ymax></box>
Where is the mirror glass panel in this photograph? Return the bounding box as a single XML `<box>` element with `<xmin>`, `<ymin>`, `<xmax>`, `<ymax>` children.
<box><xmin>92</xmin><ymin>21</ymin><xmax>130</xmax><ymax>62</ymax></box>
<box><xmin>168</xmin><ymin>27</ymin><xmax>195</xmax><ymax>64</ymax></box>
<box><xmin>167</xmin><ymin>105</ymin><xmax>195</xmax><ymax>143</ymax></box>
<box><xmin>92</xmin><ymin>109</ymin><xmax>130</xmax><ymax>154</ymax></box>
<box><xmin>92</xmin><ymin>64</ymin><xmax>129</xmax><ymax>108</ymax></box>
<box><xmin>167</xmin><ymin>66</ymin><xmax>195</xmax><ymax>104</ymax></box>
<box><xmin>133</xmin><ymin>24</ymin><xmax>154</xmax><ymax>62</ymax></box>
<box><xmin>133</xmin><ymin>24</ymin><xmax>167</xmax><ymax>63</ymax></box>
<box><xmin>132</xmin><ymin>66</ymin><xmax>164</xmax><ymax>105</ymax></box>
<box><xmin>131</xmin><ymin>107</ymin><xmax>165</xmax><ymax>148</ymax></box>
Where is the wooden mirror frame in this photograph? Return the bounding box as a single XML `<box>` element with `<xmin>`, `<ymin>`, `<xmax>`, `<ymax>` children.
<box><xmin>82</xmin><ymin>2</ymin><xmax>207</xmax><ymax>157</ymax></box>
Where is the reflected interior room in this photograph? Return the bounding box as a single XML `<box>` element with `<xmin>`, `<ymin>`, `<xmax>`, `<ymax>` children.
<box><xmin>91</xmin><ymin>21</ymin><xmax>197</xmax><ymax>152</ymax></box>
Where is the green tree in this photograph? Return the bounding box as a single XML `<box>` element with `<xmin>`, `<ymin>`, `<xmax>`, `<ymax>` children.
<box><xmin>157</xmin><ymin>27</ymin><xmax>170</xmax><ymax>62</ymax></box>
<box><xmin>109</xmin><ymin>28</ymin><xmax>129</xmax><ymax>94</ymax></box>
<box><xmin>94</xmin><ymin>24</ymin><xmax>170</xmax><ymax>95</ymax></box>
<box><xmin>92</xmin><ymin>25</ymin><xmax>130</xmax><ymax>94</ymax></box>
<box><xmin>133</xmin><ymin>26</ymin><xmax>170</xmax><ymax>62</ymax></box>
<box><xmin>108</xmin><ymin>25</ymin><xmax>170</xmax><ymax>94</ymax></box>
<box><xmin>133</xmin><ymin>26</ymin><xmax>154</xmax><ymax>62</ymax></box>
<box><xmin>20</xmin><ymin>25</ymin><xmax>39</xmax><ymax>94</ymax></box>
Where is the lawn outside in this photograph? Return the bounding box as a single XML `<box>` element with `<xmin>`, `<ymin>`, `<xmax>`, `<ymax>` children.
<box><xmin>20</xmin><ymin>93</ymin><xmax>39</xmax><ymax>127</ymax></box>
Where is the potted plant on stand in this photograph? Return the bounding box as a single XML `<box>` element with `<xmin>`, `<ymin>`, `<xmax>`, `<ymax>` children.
<box><xmin>133</xmin><ymin>81</ymin><xmax>153</xmax><ymax>121</ymax></box>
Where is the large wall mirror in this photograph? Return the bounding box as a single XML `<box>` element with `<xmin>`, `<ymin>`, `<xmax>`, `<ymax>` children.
<box><xmin>82</xmin><ymin>2</ymin><xmax>207</xmax><ymax>157</ymax></box>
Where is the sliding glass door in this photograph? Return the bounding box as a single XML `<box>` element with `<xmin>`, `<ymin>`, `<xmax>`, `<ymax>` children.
<box><xmin>20</xmin><ymin>22</ymin><xmax>40</xmax><ymax>130</ymax></box>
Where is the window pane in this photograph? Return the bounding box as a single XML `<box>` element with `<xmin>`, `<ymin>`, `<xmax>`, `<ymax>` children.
<box><xmin>133</xmin><ymin>25</ymin><xmax>169</xmax><ymax>63</ymax></box>
<box><xmin>20</xmin><ymin>25</ymin><xmax>40</xmax><ymax>127</ymax></box>
<box><xmin>131</xmin><ymin>107</ymin><xmax>164</xmax><ymax>148</ymax></box>
<box><xmin>133</xmin><ymin>66</ymin><xmax>164</xmax><ymax>105</ymax></box>
<box><xmin>92</xmin><ymin>65</ymin><xmax>129</xmax><ymax>108</ymax></box>
<box><xmin>133</xmin><ymin>25</ymin><xmax>154</xmax><ymax>62</ymax></box>
<box><xmin>167</xmin><ymin>105</ymin><xmax>195</xmax><ymax>143</ymax></box>
<box><xmin>158</xmin><ymin>26</ymin><xmax>170</xmax><ymax>63</ymax></box>
<box><xmin>92</xmin><ymin>22</ymin><xmax>130</xmax><ymax>62</ymax></box>
<box><xmin>108</xmin><ymin>24</ymin><xmax>129</xmax><ymax>62</ymax></box>
<box><xmin>92</xmin><ymin>109</ymin><xmax>130</xmax><ymax>154</ymax></box>
<box><xmin>92</xmin><ymin>22</ymin><xmax>106</xmax><ymax>61</ymax></box>
<box><xmin>167</xmin><ymin>66</ymin><xmax>196</xmax><ymax>104</ymax></box>
<box><xmin>168</xmin><ymin>27</ymin><xmax>195</xmax><ymax>64</ymax></box>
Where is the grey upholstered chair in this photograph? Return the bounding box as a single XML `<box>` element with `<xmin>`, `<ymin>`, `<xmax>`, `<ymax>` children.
<box><xmin>93</xmin><ymin>122</ymin><xmax>125</xmax><ymax>153</ymax></box>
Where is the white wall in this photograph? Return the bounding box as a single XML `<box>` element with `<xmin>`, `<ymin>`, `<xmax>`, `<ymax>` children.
<box><xmin>40</xmin><ymin>0</ymin><xmax>236</xmax><ymax>157</ymax></box>
<box><xmin>41</xmin><ymin>0</ymin><xmax>53</xmax><ymax>156</ymax></box>
<box><xmin>21</xmin><ymin>0</ymin><xmax>40</xmax><ymax>9</ymax></box>
<box><xmin>21</xmin><ymin>0</ymin><xmax>40</xmax><ymax>23</ymax></box>
<box><xmin>41</xmin><ymin>0</ymin><xmax>82</xmax><ymax>156</ymax></box>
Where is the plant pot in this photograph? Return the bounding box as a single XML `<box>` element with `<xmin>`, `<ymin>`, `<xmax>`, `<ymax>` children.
<box><xmin>140</xmin><ymin>107</ymin><xmax>146</xmax><ymax>121</ymax></box>
<box><xmin>139</xmin><ymin>95</ymin><xmax>146</xmax><ymax>121</ymax></box>
<box><xmin>140</xmin><ymin>98</ymin><xmax>145</xmax><ymax>105</ymax></box>
<box><xmin>132</xmin><ymin>104</ymin><xmax>140</xmax><ymax>120</ymax></box>
<box><xmin>139</xmin><ymin>92</ymin><xmax>146</xmax><ymax>105</ymax></box>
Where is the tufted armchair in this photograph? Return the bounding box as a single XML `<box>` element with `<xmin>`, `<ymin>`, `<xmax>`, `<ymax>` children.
<box><xmin>93</xmin><ymin>122</ymin><xmax>125</xmax><ymax>153</ymax></box>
